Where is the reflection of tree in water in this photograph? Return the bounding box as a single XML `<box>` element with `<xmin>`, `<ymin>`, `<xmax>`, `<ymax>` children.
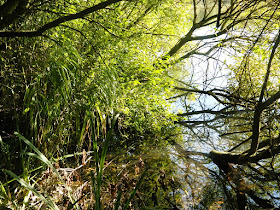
<box><xmin>166</xmin><ymin>0</ymin><xmax>280</xmax><ymax>208</ymax></box>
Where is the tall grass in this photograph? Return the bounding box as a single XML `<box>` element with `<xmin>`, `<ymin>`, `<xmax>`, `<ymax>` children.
<box><xmin>3</xmin><ymin>119</ymin><xmax>147</xmax><ymax>209</ymax></box>
<box><xmin>88</xmin><ymin>111</ymin><xmax>119</xmax><ymax>209</ymax></box>
<box><xmin>21</xmin><ymin>37</ymin><xmax>119</xmax><ymax>158</ymax></box>
<box><xmin>5</xmin><ymin>132</ymin><xmax>75</xmax><ymax>209</ymax></box>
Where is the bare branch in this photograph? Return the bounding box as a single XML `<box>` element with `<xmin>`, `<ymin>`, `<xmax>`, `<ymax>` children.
<box><xmin>217</xmin><ymin>0</ymin><xmax>222</xmax><ymax>28</ymax></box>
<box><xmin>262</xmin><ymin>90</ymin><xmax>280</xmax><ymax>109</ymax></box>
<box><xmin>174</xmin><ymin>87</ymin><xmax>252</xmax><ymax>106</ymax></box>
<box><xmin>192</xmin><ymin>0</ymin><xmax>197</xmax><ymax>24</ymax></box>
<box><xmin>177</xmin><ymin>108</ymin><xmax>247</xmax><ymax>117</ymax></box>
<box><xmin>249</xmin><ymin>27</ymin><xmax>280</xmax><ymax>155</ymax></box>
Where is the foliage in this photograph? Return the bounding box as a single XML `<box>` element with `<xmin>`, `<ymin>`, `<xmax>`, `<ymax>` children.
<box><xmin>2</xmin><ymin>0</ymin><xmax>280</xmax><ymax>209</ymax></box>
<box><xmin>0</xmin><ymin>0</ymin><xmax>185</xmax><ymax>208</ymax></box>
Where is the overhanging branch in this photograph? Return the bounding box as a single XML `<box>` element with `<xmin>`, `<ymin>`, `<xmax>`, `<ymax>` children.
<box><xmin>0</xmin><ymin>0</ymin><xmax>122</xmax><ymax>37</ymax></box>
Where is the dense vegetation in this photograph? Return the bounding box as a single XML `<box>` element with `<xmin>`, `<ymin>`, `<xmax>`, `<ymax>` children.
<box><xmin>1</xmin><ymin>0</ymin><xmax>280</xmax><ymax>209</ymax></box>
